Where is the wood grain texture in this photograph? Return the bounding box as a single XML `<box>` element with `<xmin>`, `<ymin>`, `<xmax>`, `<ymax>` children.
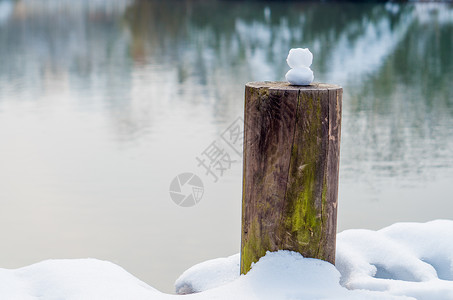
<box><xmin>241</xmin><ymin>81</ymin><xmax>342</xmax><ymax>274</ymax></box>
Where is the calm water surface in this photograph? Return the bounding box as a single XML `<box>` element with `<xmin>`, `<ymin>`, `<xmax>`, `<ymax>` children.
<box><xmin>0</xmin><ymin>0</ymin><xmax>452</xmax><ymax>293</ymax></box>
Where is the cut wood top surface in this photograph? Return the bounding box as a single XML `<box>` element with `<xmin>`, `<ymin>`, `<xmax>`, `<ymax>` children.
<box><xmin>246</xmin><ymin>81</ymin><xmax>341</xmax><ymax>91</ymax></box>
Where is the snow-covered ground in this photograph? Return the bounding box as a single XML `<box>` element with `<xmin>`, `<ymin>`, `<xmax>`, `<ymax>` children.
<box><xmin>1</xmin><ymin>220</ymin><xmax>452</xmax><ymax>299</ymax></box>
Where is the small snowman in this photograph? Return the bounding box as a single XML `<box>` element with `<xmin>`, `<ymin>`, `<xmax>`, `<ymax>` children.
<box><xmin>285</xmin><ymin>48</ymin><xmax>314</xmax><ymax>86</ymax></box>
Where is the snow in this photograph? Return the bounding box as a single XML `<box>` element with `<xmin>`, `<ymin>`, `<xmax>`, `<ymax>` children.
<box><xmin>178</xmin><ymin>220</ymin><xmax>453</xmax><ymax>299</ymax></box>
<box><xmin>285</xmin><ymin>48</ymin><xmax>314</xmax><ymax>85</ymax></box>
<box><xmin>0</xmin><ymin>259</ymin><xmax>159</xmax><ymax>300</ymax></box>
<box><xmin>285</xmin><ymin>67</ymin><xmax>314</xmax><ymax>86</ymax></box>
<box><xmin>176</xmin><ymin>251</ymin><xmax>407</xmax><ymax>300</ymax></box>
<box><xmin>286</xmin><ymin>48</ymin><xmax>313</xmax><ymax>69</ymax></box>
<box><xmin>337</xmin><ymin>220</ymin><xmax>453</xmax><ymax>300</ymax></box>
<box><xmin>1</xmin><ymin>220</ymin><xmax>453</xmax><ymax>299</ymax></box>
<box><xmin>175</xmin><ymin>254</ymin><xmax>240</xmax><ymax>294</ymax></box>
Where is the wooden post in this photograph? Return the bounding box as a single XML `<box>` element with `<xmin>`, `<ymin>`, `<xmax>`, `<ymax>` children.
<box><xmin>241</xmin><ymin>81</ymin><xmax>342</xmax><ymax>274</ymax></box>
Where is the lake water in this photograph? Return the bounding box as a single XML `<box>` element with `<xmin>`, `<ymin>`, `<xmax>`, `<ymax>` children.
<box><xmin>0</xmin><ymin>0</ymin><xmax>452</xmax><ymax>293</ymax></box>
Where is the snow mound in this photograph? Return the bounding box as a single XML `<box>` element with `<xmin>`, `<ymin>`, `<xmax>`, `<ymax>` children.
<box><xmin>0</xmin><ymin>259</ymin><xmax>158</xmax><ymax>300</ymax></box>
<box><xmin>180</xmin><ymin>250</ymin><xmax>405</xmax><ymax>300</ymax></box>
<box><xmin>337</xmin><ymin>219</ymin><xmax>453</xmax><ymax>300</ymax></box>
<box><xmin>1</xmin><ymin>252</ymin><xmax>404</xmax><ymax>300</ymax></box>
<box><xmin>175</xmin><ymin>253</ymin><xmax>240</xmax><ymax>294</ymax></box>
<box><xmin>178</xmin><ymin>220</ymin><xmax>453</xmax><ymax>300</ymax></box>
<box><xmin>1</xmin><ymin>220</ymin><xmax>453</xmax><ymax>299</ymax></box>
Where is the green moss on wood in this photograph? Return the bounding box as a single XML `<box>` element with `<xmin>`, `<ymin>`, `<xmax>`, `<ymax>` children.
<box><xmin>282</xmin><ymin>92</ymin><xmax>326</xmax><ymax>258</ymax></box>
<box><xmin>241</xmin><ymin>217</ymin><xmax>269</xmax><ymax>274</ymax></box>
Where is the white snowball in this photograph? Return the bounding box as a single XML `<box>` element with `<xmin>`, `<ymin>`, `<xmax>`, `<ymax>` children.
<box><xmin>286</xmin><ymin>48</ymin><xmax>313</xmax><ymax>68</ymax></box>
<box><xmin>285</xmin><ymin>67</ymin><xmax>314</xmax><ymax>86</ymax></box>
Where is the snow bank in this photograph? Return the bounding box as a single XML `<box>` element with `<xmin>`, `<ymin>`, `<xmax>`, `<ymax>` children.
<box><xmin>178</xmin><ymin>220</ymin><xmax>453</xmax><ymax>300</ymax></box>
<box><xmin>178</xmin><ymin>251</ymin><xmax>407</xmax><ymax>300</ymax></box>
<box><xmin>1</xmin><ymin>253</ymin><xmax>402</xmax><ymax>300</ymax></box>
<box><xmin>337</xmin><ymin>220</ymin><xmax>453</xmax><ymax>300</ymax></box>
<box><xmin>1</xmin><ymin>220</ymin><xmax>453</xmax><ymax>299</ymax></box>
<box><xmin>175</xmin><ymin>253</ymin><xmax>240</xmax><ymax>294</ymax></box>
<box><xmin>0</xmin><ymin>259</ymin><xmax>159</xmax><ymax>300</ymax></box>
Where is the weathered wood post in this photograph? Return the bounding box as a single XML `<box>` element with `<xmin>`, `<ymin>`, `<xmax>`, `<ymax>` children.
<box><xmin>241</xmin><ymin>81</ymin><xmax>342</xmax><ymax>274</ymax></box>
